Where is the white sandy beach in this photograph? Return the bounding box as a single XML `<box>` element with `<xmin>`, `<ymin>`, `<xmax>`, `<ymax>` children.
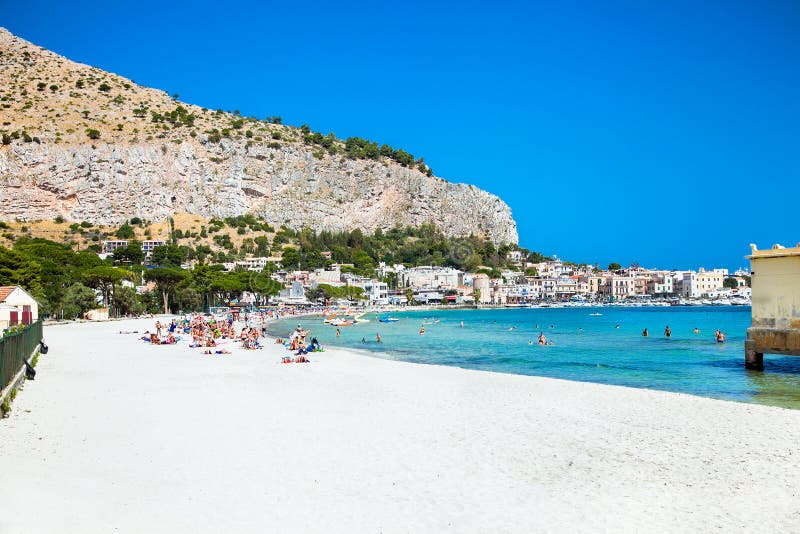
<box><xmin>1</xmin><ymin>317</ymin><xmax>799</xmax><ymax>533</ymax></box>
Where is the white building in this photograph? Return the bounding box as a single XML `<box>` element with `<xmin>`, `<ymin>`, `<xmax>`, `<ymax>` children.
<box><xmin>0</xmin><ymin>286</ymin><xmax>39</xmax><ymax>329</ymax></box>
<box><xmin>102</xmin><ymin>240</ymin><xmax>129</xmax><ymax>254</ymax></box>
<box><xmin>365</xmin><ymin>280</ymin><xmax>389</xmax><ymax>305</ymax></box>
<box><xmin>235</xmin><ymin>257</ymin><xmax>270</xmax><ymax>272</ymax></box>
<box><xmin>102</xmin><ymin>239</ymin><xmax>168</xmax><ymax>259</ymax></box>
<box><xmin>277</xmin><ymin>282</ymin><xmax>308</xmax><ymax>305</ymax></box>
<box><xmin>400</xmin><ymin>266</ymin><xmax>463</xmax><ymax>289</ymax></box>
<box><xmin>142</xmin><ymin>240</ymin><xmax>167</xmax><ymax>257</ymax></box>
<box><xmin>531</xmin><ymin>260</ymin><xmax>573</xmax><ymax>278</ymax></box>
<box><xmin>310</xmin><ymin>267</ymin><xmax>343</xmax><ymax>285</ymax></box>
<box><xmin>506</xmin><ymin>250</ymin><xmax>525</xmax><ymax>264</ymax></box>
<box><xmin>646</xmin><ymin>273</ymin><xmax>674</xmax><ymax>296</ymax></box>
<box><xmin>678</xmin><ymin>270</ymin><xmax>725</xmax><ymax>298</ymax></box>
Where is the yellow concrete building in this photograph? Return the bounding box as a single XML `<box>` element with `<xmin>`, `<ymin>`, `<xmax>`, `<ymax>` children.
<box><xmin>745</xmin><ymin>243</ymin><xmax>800</xmax><ymax>369</ymax></box>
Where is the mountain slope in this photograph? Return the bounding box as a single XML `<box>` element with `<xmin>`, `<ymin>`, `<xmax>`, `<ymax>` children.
<box><xmin>0</xmin><ymin>28</ymin><xmax>518</xmax><ymax>244</ymax></box>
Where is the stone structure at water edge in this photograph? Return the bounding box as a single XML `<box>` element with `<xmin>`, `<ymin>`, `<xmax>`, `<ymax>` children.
<box><xmin>745</xmin><ymin>243</ymin><xmax>800</xmax><ymax>370</ymax></box>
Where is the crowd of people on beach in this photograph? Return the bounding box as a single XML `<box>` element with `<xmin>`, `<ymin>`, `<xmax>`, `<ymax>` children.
<box><xmin>127</xmin><ymin>305</ymin><xmax>328</xmax><ymax>363</ymax></box>
<box><xmin>276</xmin><ymin>324</ymin><xmax>323</xmax><ymax>363</ymax></box>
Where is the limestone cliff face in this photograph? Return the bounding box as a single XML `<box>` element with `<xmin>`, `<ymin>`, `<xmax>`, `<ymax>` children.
<box><xmin>0</xmin><ymin>27</ymin><xmax>518</xmax><ymax>244</ymax></box>
<box><xmin>0</xmin><ymin>139</ymin><xmax>517</xmax><ymax>244</ymax></box>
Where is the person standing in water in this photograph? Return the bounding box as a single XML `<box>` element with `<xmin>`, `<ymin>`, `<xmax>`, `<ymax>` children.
<box><xmin>460</xmin><ymin>321</ymin><xmax>464</xmax><ymax>328</ymax></box>
<box><xmin>420</xmin><ymin>324</ymin><xmax>425</xmax><ymax>335</ymax></box>
<box><xmin>665</xmin><ymin>326</ymin><xmax>671</xmax><ymax>338</ymax></box>
<box><xmin>336</xmin><ymin>328</ymin><xmax>341</xmax><ymax>337</ymax></box>
<box><xmin>642</xmin><ymin>328</ymin><xmax>649</xmax><ymax>337</ymax></box>
<box><xmin>376</xmin><ymin>333</ymin><xmax>381</xmax><ymax>343</ymax></box>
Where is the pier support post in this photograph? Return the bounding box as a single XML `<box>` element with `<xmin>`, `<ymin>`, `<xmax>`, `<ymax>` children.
<box><xmin>744</xmin><ymin>340</ymin><xmax>764</xmax><ymax>371</ymax></box>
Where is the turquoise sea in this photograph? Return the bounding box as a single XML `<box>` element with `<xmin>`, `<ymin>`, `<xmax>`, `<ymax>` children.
<box><xmin>266</xmin><ymin>307</ymin><xmax>800</xmax><ymax>409</ymax></box>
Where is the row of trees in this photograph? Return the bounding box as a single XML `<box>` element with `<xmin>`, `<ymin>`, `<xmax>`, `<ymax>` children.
<box><xmin>295</xmin><ymin>124</ymin><xmax>434</xmax><ymax>176</ymax></box>
<box><xmin>0</xmin><ymin>238</ymin><xmax>284</xmax><ymax>319</ymax></box>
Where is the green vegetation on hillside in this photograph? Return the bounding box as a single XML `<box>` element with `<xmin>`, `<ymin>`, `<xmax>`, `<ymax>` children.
<box><xmin>276</xmin><ymin>225</ymin><xmax>537</xmax><ymax>278</ymax></box>
<box><xmin>0</xmin><ymin>209</ymin><xmax>534</xmax><ymax>318</ymax></box>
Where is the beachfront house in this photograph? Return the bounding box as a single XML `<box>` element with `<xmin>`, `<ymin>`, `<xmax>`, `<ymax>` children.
<box><xmin>0</xmin><ymin>286</ymin><xmax>39</xmax><ymax>330</ymax></box>
<box><xmin>362</xmin><ymin>280</ymin><xmax>389</xmax><ymax>305</ymax></box>
<box><xmin>400</xmin><ymin>266</ymin><xmax>463</xmax><ymax>290</ymax></box>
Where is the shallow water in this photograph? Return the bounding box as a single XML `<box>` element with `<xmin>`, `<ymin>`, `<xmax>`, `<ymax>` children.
<box><xmin>267</xmin><ymin>306</ymin><xmax>800</xmax><ymax>409</ymax></box>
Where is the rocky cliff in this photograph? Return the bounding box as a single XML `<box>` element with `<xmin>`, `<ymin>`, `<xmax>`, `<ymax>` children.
<box><xmin>0</xmin><ymin>28</ymin><xmax>518</xmax><ymax>244</ymax></box>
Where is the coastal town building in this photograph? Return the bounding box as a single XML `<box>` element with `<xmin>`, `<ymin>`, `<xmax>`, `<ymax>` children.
<box><xmin>102</xmin><ymin>240</ymin><xmax>129</xmax><ymax>254</ymax></box>
<box><xmin>235</xmin><ymin>257</ymin><xmax>270</xmax><ymax>272</ymax></box>
<box><xmin>309</xmin><ymin>267</ymin><xmax>344</xmax><ymax>285</ymax></box>
<box><xmin>101</xmin><ymin>239</ymin><xmax>167</xmax><ymax>260</ymax></box>
<box><xmin>346</xmin><ymin>278</ymin><xmax>389</xmax><ymax>305</ymax></box>
<box><xmin>414</xmin><ymin>289</ymin><xmax>447</xmax><ymax>304</ymax></box>
<box><xmin>142</xmin><ymin>240</ymin><xmax>167</xmax><ymax>256</ymax></box>
<box><xmin>678</xmin><ymin>269</ymin><xmax>725</xmax><ymax>298</ymax></box>
<box><xmin>603</xmin><ymin>276</ymin><xmax>636</xmax><ymax>300</ymax></box>
<box><xmin>277</xmin><ymin>282</ymin><xmax>308</xmax><ymax>305</ymax></box>
<box><xmin>472</xmin><ymin>274</ymin><xmax>492</xmax><ymax>304</ymax></box>
<box><xmin>399</xmin><ymin>266</ymin><xmax>463</xmax><ymax>290</ymax></box>
<box><xmin>646</xmin><ymin>273</ymin><xmax>674</xmax><ymax>297</ymax></box>
<box><xmin>506</xmin><ymin>250</ymin><xmax>526</xmax><ymax>265</ymax></box>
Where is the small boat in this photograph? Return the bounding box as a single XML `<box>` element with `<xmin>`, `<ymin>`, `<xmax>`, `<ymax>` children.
<box><xmin>330</xmin><ymin>318</ymin><xmax>355</xmax><ymax>327</ymax></box>
<box><xmin>379</xmin><ymin>315</ymin><xmax>400</xmax><ymax>323</ymax></box>
<box><xmin>589</xmin><ymin>312</ymin><xmax>602</xmax><ymax>316</ymax></box>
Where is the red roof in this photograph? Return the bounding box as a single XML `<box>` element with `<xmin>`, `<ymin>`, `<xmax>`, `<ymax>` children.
<box><xmin>0</xmin><ymin>286</ymin><xmax>17</xmax><ymax>302</ymax></box>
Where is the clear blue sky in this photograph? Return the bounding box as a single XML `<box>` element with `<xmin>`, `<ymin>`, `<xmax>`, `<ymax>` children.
<box><xmin>3</xmin><ymin>0</ymin><xmax>798</xmax><ymax>271</ymax></box>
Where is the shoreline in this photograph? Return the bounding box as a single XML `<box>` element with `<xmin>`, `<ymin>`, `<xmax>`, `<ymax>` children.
<box><xmin>1</xmin><ymin>318</ymin><xmax>798</xmax><ymax>532</ymax></box>
<box><xmin>265</xmin><ymin>307</ymin><xmax>786</xmax><ymax>410</ymax></box>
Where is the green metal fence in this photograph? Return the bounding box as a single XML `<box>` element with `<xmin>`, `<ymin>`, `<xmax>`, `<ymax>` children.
<box><xmin>0</xmin><ymin>321</ymin><xmax>43</xmax><ymax>392</ymax></box>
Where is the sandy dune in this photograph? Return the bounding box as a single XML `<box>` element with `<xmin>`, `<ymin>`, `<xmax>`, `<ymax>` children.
<box><xmin>1</xmin><ymin>318</ymin><xmax>799</xmax><ymax>533</ymax></box>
